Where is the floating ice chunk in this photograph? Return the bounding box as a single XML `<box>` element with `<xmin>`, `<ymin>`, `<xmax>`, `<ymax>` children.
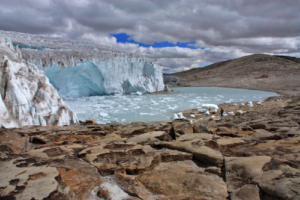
<box><xmin>110</xmin><ymin>118</ymin><xmax>119</xmax><ymax>123</ymax></box>
<box><xmin>204</xmin><ymin>111</ymin><xmax>210</xmax><ymax>115</ymax></box>
<box><xmin>190</xmin><ymin>114</ymin><xmax>195</xmax><ymax>118</ymax></box>
<box><xmin>140</xmin><ymin>113</ymin><xmax>149</xmax><ymax>115</ymax></box>
<box><xmin>241</xmin><ymin>103</ymin><xmax>245</xmax><ymax>106</ymax></box>
<box><xmin>202</xmin><ymin>104</ymin><xmax>219</xmax><ymax>110</ymax></box>
<box><xmin>217</xmin><ymin>94</ymin><xmax>224</xmax><ymax>98</ymax></box>
<box><xmin>225</xmin><ymin>99</ymin><xmax>235</xmax><ymax>103</ymax></box>
<box><xmin>233</xmin><ymin>103</ymin><xmax>238</xmax><ymax>106</ymax></box>
<box><xmin>121</xmin><ymin>119</ymin><xmax>126</xmax><ymax>122</ymax></box>
<box><xmin>172</xmin><ymin>113</ymin><xmax>178</xmax><ymax>119</ymax></box>
<box><xmin>151</xmin><ymin>101</ymin><xmax>157</xmax><ymax>104</ymax></box>
<box><xmin>168</xmin><ymin>106</ymin><xmax>177</xmax><ymax>110</ymax></box>
<box><xmin>99</xmin><ymin>112</ymin><xmax>108</xmax><ymax>117</ymax></box>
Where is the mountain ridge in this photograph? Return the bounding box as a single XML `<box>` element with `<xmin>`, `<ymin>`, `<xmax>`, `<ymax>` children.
<box><xmin>166</xmin><ymin>54</ymin><xmax>300</xmax><ymax>95</ymax></box>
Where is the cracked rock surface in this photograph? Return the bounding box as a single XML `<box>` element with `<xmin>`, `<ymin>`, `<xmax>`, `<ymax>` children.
<box><xmin>1</xmin><ymin>96</ymin><xmax>300</xmax><ymax>199</ymax></box>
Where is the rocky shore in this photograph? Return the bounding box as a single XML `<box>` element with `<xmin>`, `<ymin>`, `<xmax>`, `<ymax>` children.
<box><xmin>1</xmin><ymin>94</ymin><xmax>300</xmax><ymax>199</ymax></box>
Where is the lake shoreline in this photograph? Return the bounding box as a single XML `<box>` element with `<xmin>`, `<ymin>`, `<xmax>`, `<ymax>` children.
<box><xmin>66</xmin><ymin>87</ymin><xmax>279</xmax><ymax>124</ymax></box>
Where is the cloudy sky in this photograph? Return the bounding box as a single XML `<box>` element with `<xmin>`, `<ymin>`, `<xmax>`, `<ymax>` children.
<box><xmin>1</xmin><ymin>0</ymin><xmax>300</xmax><ymax>73</ymax></box>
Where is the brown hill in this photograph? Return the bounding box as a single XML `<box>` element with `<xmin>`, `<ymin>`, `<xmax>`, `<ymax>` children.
<box><xmin>166</xmin><ymin>54</ymin><xmax>300</xmax><ymax>95</ymax></box>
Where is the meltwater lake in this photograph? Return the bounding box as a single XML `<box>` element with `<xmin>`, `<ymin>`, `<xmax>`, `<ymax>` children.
<box><xmin>65</xmin><ymin>87</ymin><xmax>279</xmax><ymax>124</ymax></box>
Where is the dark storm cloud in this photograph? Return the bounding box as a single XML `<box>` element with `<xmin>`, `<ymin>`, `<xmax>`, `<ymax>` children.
<box><xmin>0</xmin><ymin>0</ymin><xmax>299</xmax><ymax>72</ymax></box>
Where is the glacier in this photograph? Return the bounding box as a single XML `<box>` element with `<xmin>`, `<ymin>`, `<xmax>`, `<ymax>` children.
<box><xmin>0</xmin><ymin>37</ymin><xmax>78</xmax><ymax>128</ymax></box>
<box><xmin>1</xmin><ymin>31</ymin><xmax>165</xmax><ymax>98</ymax></box>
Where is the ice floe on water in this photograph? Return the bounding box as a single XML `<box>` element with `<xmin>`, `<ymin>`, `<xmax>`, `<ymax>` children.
<box><xmin>65</xmin><ymin>87</ymin><xmax>278</xmax><ymax>124</ymax></box>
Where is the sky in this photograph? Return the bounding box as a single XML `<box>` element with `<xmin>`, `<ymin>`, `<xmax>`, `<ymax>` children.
<box><xmin>0</xmin><ymin>0</ymin><xmax>300</xmax><ymax>73</ymax></box>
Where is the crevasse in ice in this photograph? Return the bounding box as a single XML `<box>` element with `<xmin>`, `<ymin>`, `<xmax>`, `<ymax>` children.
<box><xmin>0</xmin><ymin>37</ymin><xmax>78</xmax><ymax>128</ymax></box>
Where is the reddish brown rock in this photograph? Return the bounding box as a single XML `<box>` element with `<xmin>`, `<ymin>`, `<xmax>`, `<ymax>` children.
<box><xmin>173</xmin><ymin>121</ymin><xmax>193</xmax><ymax>135</ymax></box>
<box><xmin>230</xmin><ymin>184</ymin><xmax>260</xmax><ymax>200</ymax></box>
<box><xmin>155</xmin><ymin>139</ymin><xmax>224</xmax><ymax>167</ymax></box>
<box><xmin>79</xmin><ymin>142</ymin><xmax>161</xmax><ymax>175</ymax></box>
<box><xmin>137</xmin><ymin>160</ymin><xmax>228</xmax><ymax>200</ymax></box>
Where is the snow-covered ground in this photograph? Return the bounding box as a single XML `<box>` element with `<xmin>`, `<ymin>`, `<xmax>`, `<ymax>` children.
<box><xmin>65</xmin><ymin>87</ymin><xmax>278</xmax><ymax>124</ymax></box>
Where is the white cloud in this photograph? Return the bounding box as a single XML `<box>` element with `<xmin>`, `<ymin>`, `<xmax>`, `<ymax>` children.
<box><xmin>1</xmin><ymin>0</ymin><xmax>300</xmax><ymax>72</ymax></box>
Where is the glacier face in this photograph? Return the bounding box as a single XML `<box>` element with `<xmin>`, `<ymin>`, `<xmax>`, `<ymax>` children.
<box><xmin>0</xmin><ymin>37</ymin><xmax>78</xmax><ymax>128</ymax></box>
<box><xmin>1</xmin><ymin>31</ymin><xmax>165</xmax><ymax>98</ymax></box>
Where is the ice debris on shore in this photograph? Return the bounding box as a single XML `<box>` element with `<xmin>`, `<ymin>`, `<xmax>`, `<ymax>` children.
<box><xmin>172</xmin><ymin>112</ymin><xmax>186</xmax><ymax>119</ymax></box>
<box><xmin>247</xmin><ymin>101</ymin><xmax>253</xmax><ymax>107</ymax></box>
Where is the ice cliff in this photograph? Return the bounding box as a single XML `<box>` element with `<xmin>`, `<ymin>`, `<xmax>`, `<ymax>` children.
<box><xmin>0</xmin><ymin>37</ymin><xmax>78</xmax><ymax>128</ymax></box>
<box><xmin>1</xmin><ymin>31</ymin><xmax>165</xmax><ymax>98</ymax></box>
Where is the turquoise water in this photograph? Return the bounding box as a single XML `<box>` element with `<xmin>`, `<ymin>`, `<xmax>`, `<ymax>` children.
<box><xmin>65</xmin><ymin>87</ymin><xmax>278</xmax><ymax>124</ymax></box>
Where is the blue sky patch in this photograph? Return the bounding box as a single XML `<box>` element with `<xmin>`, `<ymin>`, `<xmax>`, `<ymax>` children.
<box><xmin>110</xmin><ymin>33</ymin><xmax>200</xmax><ymax>49</ymax></box>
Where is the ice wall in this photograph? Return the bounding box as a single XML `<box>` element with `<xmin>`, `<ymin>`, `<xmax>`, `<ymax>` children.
<box><xmin>0</xmin><ymin>37</ymin><xmax>78</xmax><ymax>128</ymax></box>
<box><xmin>1</xmin><ymin>31</ymin><xmax>165</xmax><ymax>98</ymax></box>
<box><xmin>25</xmin><ymin>53</ymin><xmax>164</xmax><ymax>98</ymax></box>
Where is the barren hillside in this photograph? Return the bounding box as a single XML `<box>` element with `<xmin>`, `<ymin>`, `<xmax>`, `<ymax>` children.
<box><xmin>166</xmin><ymin>54</ymin><xmax>300</xmax><ymax>95</ymax></box>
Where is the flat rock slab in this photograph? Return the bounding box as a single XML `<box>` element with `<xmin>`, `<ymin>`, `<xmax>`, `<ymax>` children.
<box><xmin>225</xmin><ymin>156</ymin><xmax>271</xmax><ymax>192</ymax></box>
<box><xmin>0</xmin><ymin>158</ymin><xmax>59</xmax><ymax>200</ymax></box>
<box><xmin>155</xmin><ymin>139</ymin><xmax>224</xmax><ymax>167</ymax></box>
<box><xmin>126</xmin><ymin>131</ymin><xmax>166</xmax><ymax>144</ymax></box>
<box><xmin>177</xmin><ymin>133</ymin><xmax>214</xmax><ymax>141</ymax></box>
<box><xmin>137</xmin><ymin>160</ymin><xmax>228</xmax><ymax>200</ymax></box>
<box><xmin>216</xmin><ymin>138</ymin><xmax>246</xmax><ymax>148</ymax></box>
<box><xmin>225</xmin><ymin>155</ymin><xmax>300</xmax><ymax>199</ymax></box>
<box><xmin>228</xmin><ymin>137</ymin><xmax>300</xmax><ymax>169</ymax></box>
<box><xmin>79</xmin><ymin>142</ymin><xmax>161</xmax><ymax>175</ymax></box>
<box><xmin>230</xmin><ymin>184</ymin><xmax>260</xmax><ymax>200</ymax></box>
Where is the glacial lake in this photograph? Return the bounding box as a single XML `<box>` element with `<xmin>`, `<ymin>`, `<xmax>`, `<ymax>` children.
<box><xmin>65</xmin><ymin>87</ymin><xmax>279</xmax><ymax>124</ymax></box>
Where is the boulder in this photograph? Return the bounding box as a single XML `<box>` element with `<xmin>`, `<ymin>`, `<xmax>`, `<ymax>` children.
<box><xmin>173</xmin><ymin>122</ymin><xmax>193</xmax><ymax>135</ymax></box>
<box><xmin>193</xmin><ymin>123</ymin><xmax>210</xmax><ymax>133</ymax></box>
